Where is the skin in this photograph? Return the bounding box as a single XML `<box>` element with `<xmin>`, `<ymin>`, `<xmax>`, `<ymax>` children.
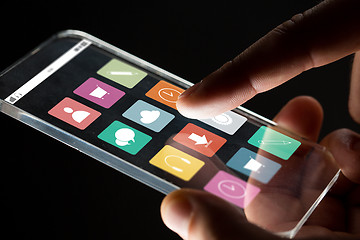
<box><xmin>160</xmin><ymin>0</ymin><xmax>360</xmax><ymax>239</ymax></box>
<box><xmin>176</xmin><ymin>0</ymin><xmax>360</xmax><ymax>120</ymax></box>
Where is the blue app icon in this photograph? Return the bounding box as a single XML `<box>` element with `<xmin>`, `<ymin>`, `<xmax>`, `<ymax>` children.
<box><xmin>122</xmin><ymin>100</ymin><xmax>175</xmax><ymax>132</ymax></box>
<box><xmin>226</xmin><ymin>148</ymin><xmax>281</xmax><ymax>184</ymax></box>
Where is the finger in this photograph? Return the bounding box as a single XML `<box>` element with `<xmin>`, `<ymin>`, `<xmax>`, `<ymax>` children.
<box><xmin>177</xmin><ymin>0</ymin><xmax>360</xmax><ymax>119</ymax></box>
<box><xmin>349</xmin><ymin>52</ymin><xmax>360</xmax><ymax>124</ymax></box>
<box><xmin>321</xmin><ymin>128</ymin><xmax>360</xmax><ymax>184</ymax></box>
<box><xmin>161</xmin><ymin>189</ymin><xmax>279</xmax><ymax>240</ymax></box>
<box><xmin>273</xmin><ymin>96</ymin><xmax>323</xmax><ymax>141</ymax></box>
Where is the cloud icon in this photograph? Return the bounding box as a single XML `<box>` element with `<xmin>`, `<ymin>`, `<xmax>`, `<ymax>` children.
<box><xmin>140</xmin><ymin>110</ymin><xmax>160</xmax><ymax>124</ymax></box>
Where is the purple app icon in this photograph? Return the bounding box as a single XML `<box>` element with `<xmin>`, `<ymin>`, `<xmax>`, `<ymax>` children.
<box><xmin>74</xmin><ymin>78</ymin><xmax>125</xmax><ymax>108</ymax></box>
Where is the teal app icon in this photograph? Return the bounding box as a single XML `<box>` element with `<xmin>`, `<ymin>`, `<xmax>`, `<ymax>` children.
<box><xmin>122</xmin><ymin>100</ymin><xmax>174</xmax><ymax>132</ymax></box>
<box><xmin>98</xmin><ymin>121</ymin><xmax>152</xmax><ymax>155</ymax></box>
<box><xmin>248</xmin><ymin>126</ymin><xmax>301</xmax><ymax>160</ymax></box>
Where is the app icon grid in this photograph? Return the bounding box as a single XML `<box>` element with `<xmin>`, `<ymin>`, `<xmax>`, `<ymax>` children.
<box><xmin>45</xmin><ymin>56</ymin><xmax>299</xmax><ymax>211</ymax></box>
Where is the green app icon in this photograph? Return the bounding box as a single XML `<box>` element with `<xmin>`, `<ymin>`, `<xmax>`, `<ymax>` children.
<box><xmin>98</xmin><ymin>121</ymin><xmax>152</xmax><ymax>155</ymax></box>
<box><xmin>97</xmin><ymin>59</ymin><xmax>147</xmax><ymax>88</ymax></box>
<box><xmin>248</xmin><ymin>126</ymin><xmax>301</xmax><ymax>160</ymax></box>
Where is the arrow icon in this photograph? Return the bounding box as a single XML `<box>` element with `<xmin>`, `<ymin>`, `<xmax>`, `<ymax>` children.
<box><xmin>188</xmin><ymin>133</ymin><xmax>209</xmax><ymax>145</ymax></box>
<box><xmin>222</xmin><ymin>183</ymin><xmax>236</xmax><ymax>191</ymax></box>
<box><xmin>162</xmin><ymin>91</ymin><xmax>174</xmax><ymax>97</ymax></box>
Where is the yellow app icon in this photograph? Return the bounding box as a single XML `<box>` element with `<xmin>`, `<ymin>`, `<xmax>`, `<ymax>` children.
<box><xmin>150</xmin><ymin>146</ymin><xmax>204</xmax><ymax>181</ymax></box>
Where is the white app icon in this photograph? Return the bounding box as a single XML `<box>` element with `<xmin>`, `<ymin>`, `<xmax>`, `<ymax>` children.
<box><xmin>63</xmin><ymin>107</ymin><xmax>90</xmax><ymax>123</ymax></box>
<box><xmin>140</xmin><ymin>110</ymin><xmax>160</xmax><ymax>124</ymax></box>
<box><xmin>243</xmin><ymin>157</ymin><xmax>263</xmax><ymax>172</ymax></box>
<box><xmin>158</xmin><ymin>88</ymin><xmax>182</xmax><ymax>103</ymax></box>
<box><xmin>108</xmin><ymin>71</ymin><xmax>138</xmax><ymax>76</ymax></box>
<box><xmin>199</xmin><ymin>111</ymin><xmax>247</xmax><ymax>135</ymax></box>
<box><xmin>188</xmin><ymin>133</ymin><xmax>212</xmax><ymax>147</ymax></box>
<box><xmin>89</xmin><ymin>85</ymin><xmax>108</xmax><ymax>99</ymax></box>
<box><xmin>114</xmin><ymin>128</ymin><xmax>135</xmax><ymax>146</ymax></box>
<box><xmin>164</xmin><ymin>155</ymin><xmax>191</xmax><ymax>173</ymax></box>
<box><xmin>211</xmin><ymin>113</ymin><xmax>233</xmax><ymax>125</ymax></box>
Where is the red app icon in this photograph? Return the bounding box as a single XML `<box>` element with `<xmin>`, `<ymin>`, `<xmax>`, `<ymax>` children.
<box><xmin>173</xmin><ymin>123</ymin><xmax>227</xmax><ymax>157</ymax></box>
<box><xmin>48</xmin><ymin>97</ymin><xmax>101</xmax><ymax>130</ymax></box>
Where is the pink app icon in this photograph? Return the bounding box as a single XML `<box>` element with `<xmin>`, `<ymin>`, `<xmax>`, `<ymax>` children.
<box><xmin>48</xmin><ymin>97</ymin><xmax>101</xmax><ymax>130</ymax></box>
<box><xmin>73</xmin><ymin>78</ymin><xmax>125</xmax><ymax>108</ymax></box>
<box><xmin>204</xmin><ymin>171</ymin><xmax>260</xmax><ymax>209</ymax></box>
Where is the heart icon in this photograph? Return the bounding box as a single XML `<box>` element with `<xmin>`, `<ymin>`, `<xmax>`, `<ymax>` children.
<box><xmin>140</xmin><ymin>110</ymin><xmax>160</xmax><ymax>124</ymax></box>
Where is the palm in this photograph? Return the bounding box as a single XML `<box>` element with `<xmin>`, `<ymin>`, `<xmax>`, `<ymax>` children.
<box><xmin>297</xmin><ymin>174</ymin><xmax>360</xmax><ymax>239</ymax></box>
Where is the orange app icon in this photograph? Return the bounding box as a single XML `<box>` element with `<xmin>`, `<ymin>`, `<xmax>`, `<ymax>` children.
<box><xmin>145</xmin><ymin>80</ymin><xmax>184</xmax><ymax>109</ymax></box>
<box><xmin>173</xmin><ymin>123</ymin><xmax>227</xmax><ymax>157</ymax></box>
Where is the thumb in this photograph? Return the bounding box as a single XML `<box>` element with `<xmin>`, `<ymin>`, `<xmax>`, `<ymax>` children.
<box><xmin>161</xmin><ymin>189</ymin><xmax>278</xmax><ymax>240</ymax></box>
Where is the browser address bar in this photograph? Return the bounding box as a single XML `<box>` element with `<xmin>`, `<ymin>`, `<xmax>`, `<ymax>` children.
<box><xmin>5</xmin><ymin>39</ymin><xmax>91</xmax><ymax>104</ymax></box>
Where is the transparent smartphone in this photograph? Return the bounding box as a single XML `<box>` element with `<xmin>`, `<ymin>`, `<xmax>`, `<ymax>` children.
<box><xmin>0</xmin><ymin>30</ymin><xmax>339</xmax><ymax>238</ymax></box>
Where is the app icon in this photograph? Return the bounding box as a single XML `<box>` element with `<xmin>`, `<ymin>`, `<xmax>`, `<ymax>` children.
<box><xmin>226</xmin><ymin>148</ymin><xmax>281</xmax><ymax>184</ymax></box>
<box><xmin>122</xmin><ymin>100</ymin><xmax>175</xmax><ymax>132</ymax></box>
<box><xmin>173</xmin><ymin>123</ymin><xmax>226</xmax><ymax>157</ymax></box>
<box><xmin>204</xmin><ymin>171</ymin><xmax>260</xmax><ymax>209</ymax></box>
<box><xmin>149</xmin><ymin>145</ymin><xmax>204</xmax><ymax>181</ymax></box>
<box><xmin>248</xmin><ymin>126</ymin><xmax>301</xmax><ymax>160</ymax></box>
<box><xmin>98</xmin><ymin>121</ymin><xmax>152</xmax><ymax>155</ymax></box>
<box><xmin>199</xmin><ymin>111</ymin><xmax>247</xmax><ymax>135</ymax></box>
<box><xmin>145</xmin><ymin>80</ymin><xmax>184</xmax><ymax>109</ymax></box>
<box><xmin>97</xmin><ymin>59</ymin><xmax>147</xmax><ymax>88</ymax></box>
<box><xmin>48</xmin><ymin>97</ymin><xmax>101</xmax><ymax>130</ymax></box>
<box><xmin>73</xmin><ymin>77</ymin><xmax>125</xmax><ymax>108</ymax></box>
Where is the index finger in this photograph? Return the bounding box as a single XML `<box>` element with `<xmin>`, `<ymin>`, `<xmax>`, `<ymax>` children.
<box><xmin>177</xmin><ymin>0</ymin><xmax>360</xmax><ymax>119</ymax></box>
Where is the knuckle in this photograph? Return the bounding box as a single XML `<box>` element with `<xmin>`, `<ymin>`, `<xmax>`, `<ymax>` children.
<box><xmin>272</xmin><ymin>13</ymin><xmax>305</xmax><ymax>37</ymax></box>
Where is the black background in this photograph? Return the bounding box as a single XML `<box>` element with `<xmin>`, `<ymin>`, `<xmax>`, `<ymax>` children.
<box><xmin>1</xmin><ymin>1</ymin><xmax>359</xmax><ymax>239</ymax></box>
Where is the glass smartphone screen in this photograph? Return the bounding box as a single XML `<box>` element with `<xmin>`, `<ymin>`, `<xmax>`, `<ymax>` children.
<box><xmin>0</xmin><ymin>31</ymin><xmax>339</xmax><ymax>237</ymax></box>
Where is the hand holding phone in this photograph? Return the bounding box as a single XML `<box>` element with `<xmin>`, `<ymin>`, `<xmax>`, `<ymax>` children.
<box><xmin>163</xmin><ymin>1</ymin><xmax>360</xmax><ymax>238</ymax></box>
<box><xmin>0</xmin><ymin>30</ymin><xmax>339</xmax><ymax>238</ymax></box>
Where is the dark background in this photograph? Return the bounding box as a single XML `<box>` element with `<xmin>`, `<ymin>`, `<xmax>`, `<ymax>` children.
<box><xmin>1</xmin><ymin>1</ymin><xmax>358</xmax><ymax>239</ymax></box>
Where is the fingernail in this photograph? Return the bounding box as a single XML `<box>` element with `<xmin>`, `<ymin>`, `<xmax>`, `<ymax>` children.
<box><xmin>162</xmin><ymin>196</ymin><xmax>192</xmax><ymax>239</ymax></box>
<box><xmin>178</xmin><ymin>81</ymin><xmax>201</xmax><ymax>100</ymax></box>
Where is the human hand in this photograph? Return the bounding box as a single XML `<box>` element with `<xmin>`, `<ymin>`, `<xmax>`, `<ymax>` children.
<box><xmin>161</xmin><ymin>0</ymin><xmax>360</xmax><ymax>239</ymax></box>
<box><xmin>161</xmin><ymin>96</ymin><xmax>360</xmax><ymax>239</ymax></box>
